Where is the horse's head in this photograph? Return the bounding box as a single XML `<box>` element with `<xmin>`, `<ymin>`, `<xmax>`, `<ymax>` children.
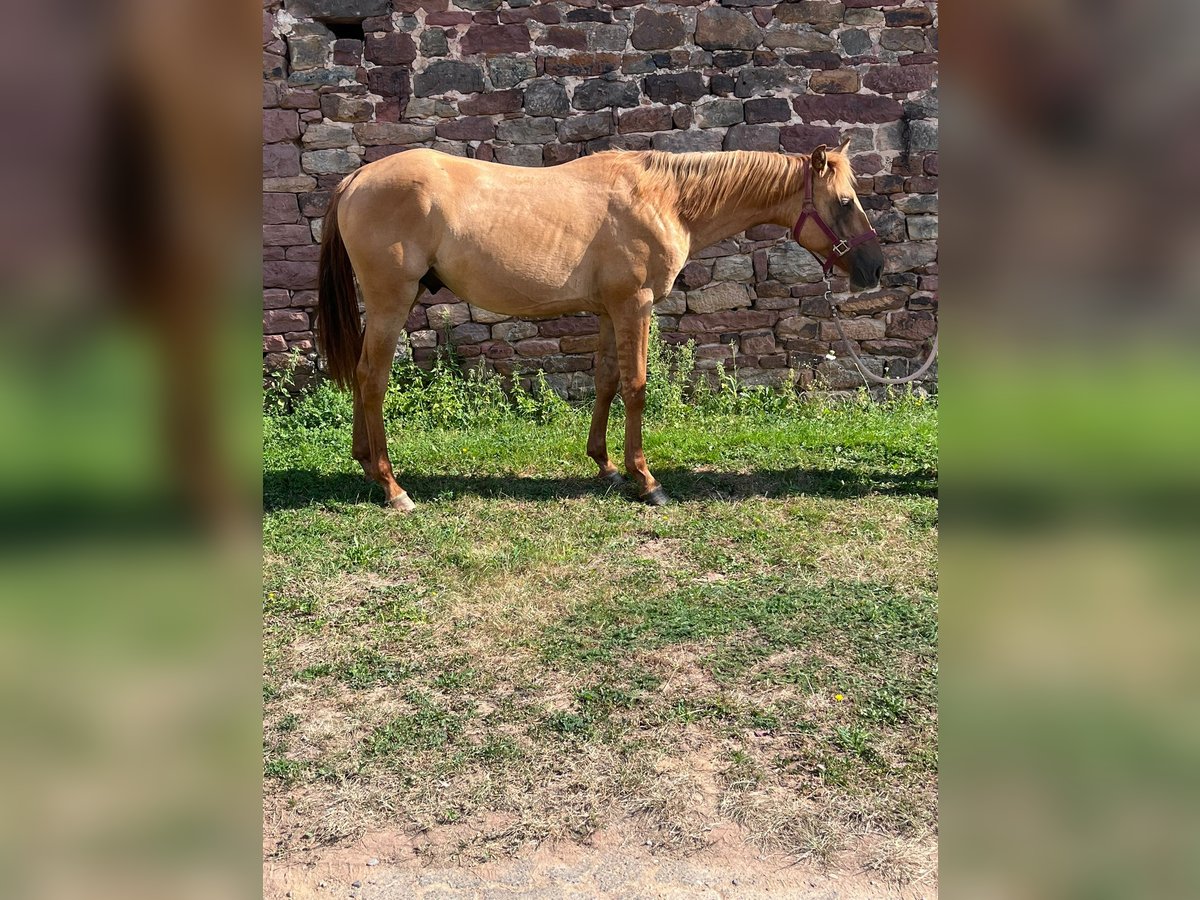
<box><xmin>794</xmin><ymin>138</ymin><xmax>885</xmax><ymax>292</ymax></box>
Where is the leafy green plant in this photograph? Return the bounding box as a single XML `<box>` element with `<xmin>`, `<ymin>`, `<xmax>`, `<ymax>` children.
<box><xmin>262</xmin><ymin>350</ymin><xmax>309</xmax><ymax>418</ymax></box>
<box><xmin>384</xmin><ymin>352</ymin><xmax>504</xmax><ymax>429</ymax></box>
<box><xmin>543</xmin><ymin>711</ymin><xmax>595</xmax><ymax>739</ymax></box>
<box><xmin>644</xmin><ymin>316</ymin><xmax>696</xmax><ymax>420</ymax></box>
<box><xmin>263</xmin><ymin>757</ymin><xmax>304</xmax><ymax>783</ymax></box>
<box><xmin>366</xmin><ymin>692</ymin><xmax>465</xmax><ymax>755</ymax></box>
<box><xmin>833</xmin><ymin>725</ymin><xmax>878</xmax><ymax>763</ymax></box>
<box><xmin>379</xmin><ymin>350</ymin><xmax>572</xmax><ymax>429</ymax></box>
<box><xmin>511</xmin><ymin>371</ymin><xmax>573</xmax><ymax>425</ymax></box>
<box><xmin>264</xmin><ymin>320</ymin><xmax>936</xmax><ymax>434</ymax></box>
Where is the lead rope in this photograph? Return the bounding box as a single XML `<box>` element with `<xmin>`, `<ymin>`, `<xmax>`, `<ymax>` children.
<box><xmin>823</xmin><ymin>275</ymin><xmax>939</xmax><ymax>387</ymax></box>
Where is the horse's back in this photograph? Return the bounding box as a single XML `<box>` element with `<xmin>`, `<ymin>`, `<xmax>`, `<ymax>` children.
<box><xmin>344</xmin><ymin>148</ymin><xmax>631</xmax><ymax>249</ymax></box>
<box><xmin>340</xmin><ymin>148</ymin><xmax>448</xmax><ymax>211</ymax></box>
<box><xmin>337</xmin><ymin>149</ymin><xmax>681</xmax><ymax>314</ymax></box>
<box><xmin>349</xmin><ymin>148</ymin><xmax>637</xmax><ymax>204</ymax></box>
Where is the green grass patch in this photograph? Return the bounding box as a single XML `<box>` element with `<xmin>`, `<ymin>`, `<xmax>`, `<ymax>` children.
<box><xmin>262</xmin><ymin>352</ymin><xmax>937</xmax><ymax>860</ymax></box>
<box><xmin>366</xmin><ymin>692</ymin><xmax>467</xmax><ymax>756</ymax></box>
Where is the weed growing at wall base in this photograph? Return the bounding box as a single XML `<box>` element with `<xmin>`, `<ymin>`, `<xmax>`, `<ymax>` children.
<box><xmin>265</xmin><ymin>318</ymin><xmax>935</xmax><ymax>435</ymax></box>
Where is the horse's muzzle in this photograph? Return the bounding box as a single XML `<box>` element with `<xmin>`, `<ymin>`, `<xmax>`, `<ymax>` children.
<box><xmin>849</xmin><ymin>264</ymin><xmax>883</xmax><ymax>292</ymax></box>
<box><xmin>848</xmin><ymin>245</ymin><xmax>885</xmax><ymax>291</ymax></box>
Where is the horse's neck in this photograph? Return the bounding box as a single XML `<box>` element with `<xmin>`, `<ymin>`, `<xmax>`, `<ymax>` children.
<box><xmin>687</xmin><ymin>197</ymin><xmax>796</xmax><ymax>250</ymax></box>
<box><xmin>683</xmin><ymin>157</ymin><xmax>806</xmax><ymax>250</ymax></box>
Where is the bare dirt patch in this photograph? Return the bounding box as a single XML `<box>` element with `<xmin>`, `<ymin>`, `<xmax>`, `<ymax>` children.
<box><xmin>265</xmin><ymin>732</ymin><xmax>936</xmax><ymax>893</ymax></box>
<box><xmin>263</xmin><ymin>820</ymin><xmax>937</xmax><ymax>899</ymax></box>
<box><xmin>636</xmin><ymin>537</ymin><xmax>690</xmax><ymax>567</ymax></box>
<box><xmin>637</xmin><ymin>643</ymin><xmax>723</xmax><ymax>697</ymax></box>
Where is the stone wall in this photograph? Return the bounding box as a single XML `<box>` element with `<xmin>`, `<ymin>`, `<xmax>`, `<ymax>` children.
<box><xmin>263</xmin><ymin>0</ymin><xmax>938</xmax><ymax>395</ymax></box>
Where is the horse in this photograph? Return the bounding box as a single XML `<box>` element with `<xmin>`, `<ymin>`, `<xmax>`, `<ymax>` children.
<box><xmin>316</xmin><ymin>139</ymin><xmax>884</xmax><ymax>511</ymax></box>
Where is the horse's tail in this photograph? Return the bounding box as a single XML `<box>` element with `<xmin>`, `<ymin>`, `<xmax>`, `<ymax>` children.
<box><xmin>316</xmin><ymin>173</ymin><xmax>363</xmax><ymax>390</ymax></box>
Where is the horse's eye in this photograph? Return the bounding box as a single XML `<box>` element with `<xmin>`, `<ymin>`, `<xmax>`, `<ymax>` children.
<box><xmin>840</xmin><ymin>198</ymin><xmax>852</xmax><ymax>207</ymax></box>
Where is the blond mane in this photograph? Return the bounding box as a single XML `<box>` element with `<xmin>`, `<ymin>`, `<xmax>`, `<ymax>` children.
<box><xmin>631</xmin><ymin>150</ymin><xmax>807</xmax><ymax>223</ymax></box>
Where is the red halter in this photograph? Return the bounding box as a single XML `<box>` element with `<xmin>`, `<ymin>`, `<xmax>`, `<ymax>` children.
<box><xmin>791</xmin><ymin>160</ymin><xmax>878</xmax><ymax>277</ymax></box>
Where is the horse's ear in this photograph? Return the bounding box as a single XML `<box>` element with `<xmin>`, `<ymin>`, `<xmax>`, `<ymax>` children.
<box><xmin>812</xmin><ymin>144</ymin><xmax>829</xmax><ymax>176</ymax></box>
<box><xmin>835</xmin><ymin>136</ymin><xmax>852</xmax><ymax>155</ymax></box>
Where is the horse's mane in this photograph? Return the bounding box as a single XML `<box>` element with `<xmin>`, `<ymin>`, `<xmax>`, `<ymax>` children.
<box><xmin>631</xmin><ymin>150</ymin><xmax>806</xmax><ymax>223</ymax></box>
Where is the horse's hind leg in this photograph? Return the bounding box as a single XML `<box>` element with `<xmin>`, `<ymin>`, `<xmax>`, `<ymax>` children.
<box><xmin>587</xmin><ymin>314</ymin><xmax>622</xmax><ymax>486</ymax></box>
<box><xmin>354</xmin><ymin>281</ymin><xmax>428</xmax><ymax>479</ymax></box>
<box><xmin>352</xmin><ymin>383</ymin><xmax>370</xmax><ymax>478</ymax></box>
<box><xmin>356</xmin><ymin>279</ymin><xmax>419</xmax><ymax>511</ymax></box>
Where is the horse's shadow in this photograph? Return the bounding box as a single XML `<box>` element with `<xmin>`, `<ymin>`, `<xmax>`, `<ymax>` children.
<box><xmin>263</xmin><ymin>465</ymin><xmax>937</xmax><ymax>512</ymax></box>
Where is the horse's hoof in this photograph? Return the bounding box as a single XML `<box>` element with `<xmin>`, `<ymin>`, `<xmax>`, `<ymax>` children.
<box><xmin>598</xmin><ymin>470</ymin><xmax>625</xmax><ymax>487</ymax></box>
<box><xmin>641</xmin><ymin>486</ymin><xmax>670</xmax><ymax>507</ymax></box>
<box><xmin>387</xmin><ymin>491</ymin><xmax>416</xmax><ymax>513</ymax></box>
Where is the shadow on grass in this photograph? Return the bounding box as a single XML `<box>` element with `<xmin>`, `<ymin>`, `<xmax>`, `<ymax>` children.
<box><xmin>263</xmin><ymin>466</ymin><xmax>937</xmax><ymax>512</ymax></box>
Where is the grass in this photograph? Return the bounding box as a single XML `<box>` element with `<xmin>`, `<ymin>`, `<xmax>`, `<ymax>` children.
<box><xmin>262</xmin><ymin>345</ymin><xmax>937</xmax><ymax>876</ymax></box>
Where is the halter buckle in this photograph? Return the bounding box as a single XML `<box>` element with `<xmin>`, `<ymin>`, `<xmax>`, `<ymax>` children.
<box><xmin>831</xmin><ymin>239</ymin><xmax>850</xmax><ymax>257</ymax></box>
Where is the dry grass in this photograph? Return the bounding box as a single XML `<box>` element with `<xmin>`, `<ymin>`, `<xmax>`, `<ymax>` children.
<box><xmin>263</xmin><ymin>398</ymin><xmax>938</xmax><ymax>881</ymax></box>
<box><xmin>859</xmin><ymin>832</ymin><xmax>938</xmax><ymax>888</ymax></box>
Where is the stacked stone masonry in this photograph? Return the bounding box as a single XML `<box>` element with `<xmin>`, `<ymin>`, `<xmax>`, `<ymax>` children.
<box><xmin>264</xmin><ymin>0</ymin><xmax>938</xmax><ymax>396</ymax></box>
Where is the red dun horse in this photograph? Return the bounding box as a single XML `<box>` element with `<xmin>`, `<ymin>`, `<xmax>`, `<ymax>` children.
<box><xmin>317</xmin><ymin>142</ymin><xmax>883</xmax><ymax>511</ymax></box>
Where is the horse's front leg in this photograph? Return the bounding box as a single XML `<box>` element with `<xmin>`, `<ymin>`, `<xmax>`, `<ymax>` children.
<box><xmin>611</xmin><ymin>294</ymin><xmax>668</xmax><ymax>506</ymax></box>
<box><xmin>587</xmin><ymin>314</ymin><xmax>623</xmax><ymax>486</ymax></box>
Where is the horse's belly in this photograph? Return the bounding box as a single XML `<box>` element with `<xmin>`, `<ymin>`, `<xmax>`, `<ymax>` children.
<box><xmin>463</xmin><ymin>291</ymin><xmax>603</xmax><ymax>318</ymax></box>
<box><xmin>450</xmin><ymin>276</ymin><xmax>602</xmax><ymax>317</ymax></box>
<box><xmin>432</xmin><ymin>237</ymin><xmax>606</xmax><ymax>316</ymax></box>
